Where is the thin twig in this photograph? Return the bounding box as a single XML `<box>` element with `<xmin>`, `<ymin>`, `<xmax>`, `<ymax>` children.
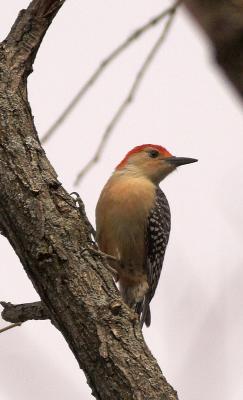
<box><xmin>0</xmin><ymin>322</ymin><xmax>22</xmax><ymax>334</ymax></box>
<box><xmin>74</xmin><ymin>2</ymin><xmax>180</xmax><ymax>185</ymax></box>
<box><xmin>41</xmin><ymin>4</ymin><xmax>179</xmax><ymax>144</ymax></box>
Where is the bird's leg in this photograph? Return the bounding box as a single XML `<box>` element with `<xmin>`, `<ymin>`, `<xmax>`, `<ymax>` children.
<box><xmin>81</xmin><ymin>246</ymin><xmax>119</xmax><ymax>282</ymax></box>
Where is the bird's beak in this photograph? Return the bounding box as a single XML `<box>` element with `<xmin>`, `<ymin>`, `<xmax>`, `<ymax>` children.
<box><xmin>165</xmin><ymin>156</ymin><xmax>198</xmax><ymax>167</ymax></box>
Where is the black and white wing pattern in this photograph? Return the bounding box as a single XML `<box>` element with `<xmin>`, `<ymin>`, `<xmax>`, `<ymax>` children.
<box><xmin>141</xmin><ymin>187</ymin><xmax>171</xmax><ymax>327</ymax></box>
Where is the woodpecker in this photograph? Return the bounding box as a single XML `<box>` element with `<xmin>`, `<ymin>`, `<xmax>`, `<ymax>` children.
<box><xmin>96</xmin><ymin>144</ymin><xmax>197</xmax><ymax>327</ymax></box>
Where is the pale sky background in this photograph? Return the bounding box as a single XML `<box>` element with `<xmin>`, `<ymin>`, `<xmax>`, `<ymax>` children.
<box><xmin>1</xmin><ymin>1</ymin><xmax>243</xmax><ymax>400</ymax></box>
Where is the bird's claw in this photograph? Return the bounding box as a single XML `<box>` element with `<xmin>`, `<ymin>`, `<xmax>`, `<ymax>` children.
<box><xmin>81</xmin><ymin>246</ymin><xmax>119</xmax><ymax>282</ymax></box>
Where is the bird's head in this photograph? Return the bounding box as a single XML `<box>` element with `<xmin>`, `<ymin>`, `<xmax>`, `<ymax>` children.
<box><xmin>115</xmin><ymin>144</ymin><xmax>197</xmax><ymax>184</ymax></box>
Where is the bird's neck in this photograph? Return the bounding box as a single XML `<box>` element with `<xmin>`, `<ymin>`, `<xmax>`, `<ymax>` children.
<box><xmin>113</xmin><ymin>166</ymin><xmax>164</xmax><ymax>186</ymax></box>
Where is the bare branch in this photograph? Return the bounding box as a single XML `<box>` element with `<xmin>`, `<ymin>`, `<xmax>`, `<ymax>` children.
<box><xmin>1</xmin><ymin>301</ymin><xmax>49</xmax><ymax>323</ymax></box>
<box><xmin>0</xmin><ymin>322</ymin><xmax>22</xmax><ymax>334</ymax></box>
<box><xmin>74</xmin><ymin>2</ymin><xmax>179</xmax><ymax>185</ymax></box>
<box><xmin>41</xmin><ymin>2</ymin><xmax>179</xmax><ymax>144</ymax></box>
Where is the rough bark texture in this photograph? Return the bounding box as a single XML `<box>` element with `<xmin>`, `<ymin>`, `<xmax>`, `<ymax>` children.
<box><xmin>0</xmin><ymin>1</ymin><xmax>178</xmax><ymax>399</ymax></box>
<box><xmin>1</xmin><ymin>301</ymin><xmax>48</xmax><ymax>322</ymax></box>
<box><xmin>184</xmin><ymin>0</ymin><xmax>243</xmax><ymax>99</ymax></box>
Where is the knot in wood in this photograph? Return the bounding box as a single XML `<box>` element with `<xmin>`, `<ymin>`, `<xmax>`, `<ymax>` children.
<box><xmin>110</xmin><ymin>300</ymin><xmax>122</xmax><ymax>315</ymax></box>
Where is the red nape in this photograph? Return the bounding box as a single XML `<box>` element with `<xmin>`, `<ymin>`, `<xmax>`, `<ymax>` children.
<box><xmin>116</xmin><ymin>144</ymin><xmax>172</xmax><ymax>170</ymax></box>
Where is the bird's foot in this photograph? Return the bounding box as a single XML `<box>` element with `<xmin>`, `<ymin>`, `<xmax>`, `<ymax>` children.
<box><xmin>70</xmin><ymin>192</ymin><xmax>96</xmax><ymax>239</ymax></box>
<box><xmin>81</xmin><ymin>245</ymin><xmax>119</xmax><ymax>282</ymax></box>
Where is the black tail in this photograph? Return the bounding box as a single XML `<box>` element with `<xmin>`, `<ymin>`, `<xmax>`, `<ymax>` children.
<box><xmin>136</xmin><ymin>297</ymin><xmax>151</xmax><ymax>328</ymax></box>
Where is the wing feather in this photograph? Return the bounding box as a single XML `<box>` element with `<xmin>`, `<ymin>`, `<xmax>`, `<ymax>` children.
<box><xmin>140</xmin><ymin>187</ymin><xmax>171</xmax><ymax>327</ymax></box>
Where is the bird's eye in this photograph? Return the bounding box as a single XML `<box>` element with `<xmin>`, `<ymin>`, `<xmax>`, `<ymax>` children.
<box><xmin>148</xmin><ymin>150</ymin><xmax>159</xmax><ymax>158</ymax></box>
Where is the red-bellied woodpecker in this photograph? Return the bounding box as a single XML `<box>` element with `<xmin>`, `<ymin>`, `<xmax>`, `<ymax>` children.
<box><xmin>96</xmin><ymin>144</ymin><xmax>197</xmax><ymax>327</ymax></box>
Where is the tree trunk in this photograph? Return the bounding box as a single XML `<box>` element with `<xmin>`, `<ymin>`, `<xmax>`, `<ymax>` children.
<box><xmin>0</xmin><ymin>1</ymin><xmax>178</xmax><ymax>399</ymax></box>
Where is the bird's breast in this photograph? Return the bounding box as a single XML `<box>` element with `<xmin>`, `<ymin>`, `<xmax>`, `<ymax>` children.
<box><xmin>96</xmin><ymin>176</ymin><xmax>156</xmax><ymax>272</ymax></box>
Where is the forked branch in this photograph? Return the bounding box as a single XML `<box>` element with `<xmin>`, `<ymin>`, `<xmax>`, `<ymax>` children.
<box><xmin>41</xmin><ymin>1</ymin><xmax>180</xmax><ymax>144</ymax></box>
<box><xmin>74</xmin><ymin>2</ymin><xmax>180</xmax><ymax>185</ymax></box>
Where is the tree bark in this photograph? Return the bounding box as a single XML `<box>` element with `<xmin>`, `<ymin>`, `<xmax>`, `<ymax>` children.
<box><xmin>184</xmin><ymin>0</ymin><xmax>243</xmax><ymax>99</ymax></box>
<box><xmin>1</xmin><ymin>301</ymin><xmax>48</xmax><ymax>323</ymax></box>
<box><xmin>0</xmin><ymin>1</ymin><xmax>178</xmax><ymax>399</ymax></box>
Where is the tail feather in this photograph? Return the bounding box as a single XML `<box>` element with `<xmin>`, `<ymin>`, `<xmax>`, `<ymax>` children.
<box><xmin>139</xmin><ymin>297</ymin><xmax>151</xmax><ymax>328</ymax></box>
<box><xmin>144</xmin><ymin>305</ymin><xmax>151</xmax><ymax>327</ymax></box>
<box><xmin>119</xmin><ymin>282</ymin><xmax>151</xmax><ymax>328</ymax></box>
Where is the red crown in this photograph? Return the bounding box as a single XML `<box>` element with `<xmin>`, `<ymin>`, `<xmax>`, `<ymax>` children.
<box><xmin>116</xmin><ymin>144</ymin><xmax>172</xmax><ymax>170</ymax></box>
